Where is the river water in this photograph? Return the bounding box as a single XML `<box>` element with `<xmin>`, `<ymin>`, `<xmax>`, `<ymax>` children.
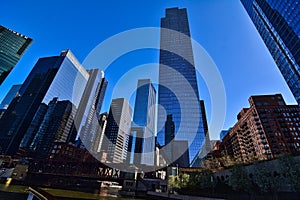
<box><xmin>0</xmin><ymin>184</ymin><xmax>142</xmax><ymax>200</ymax></box>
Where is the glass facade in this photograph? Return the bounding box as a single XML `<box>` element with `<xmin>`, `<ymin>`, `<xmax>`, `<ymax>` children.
<box><xmin>129</xmin><ymin>79</ymin><xmax>156</xmax><ymax>166</ymax></box>
<box><xmin>76</xmin><ymin>69</ymin><xmax>108</xmax><ymax>152</ymax></box>
<box><xmin>0</xmin><ymin>50</ymin><xmax>89</xmax><ymax>156</ymax></box>
<box><xmin>157</xmin><ymin>8</ymin><xmax>205</xmax><ymax>163</ymax></box>
<box><xmin>241</xmin><ymin>0</ymin><xmax>300</xmax><ymax>105</ymax></box>
<box><xmin>0</xmin><ymin>84</ymin><xmax>22</xmax><ymax>109</ymax></box>
<box><xmin>30</xmin><ymin>98</ymin><xmax>76</xmax><ymax>158</ymax></box>
<box><xmin>103</xmin><ymin>98</ymin><xmax>132</xmax><ymax>163</ymax></box>
<box><xmin>0</xmin><ymin>25</ymin><xmax>32</xmax><ymax>85</ymax></box>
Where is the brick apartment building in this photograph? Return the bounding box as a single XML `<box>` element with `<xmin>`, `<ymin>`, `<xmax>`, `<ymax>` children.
<box><xmin>215</xmin><ymin>94</ymin><xmax>300</xmax><ymax>164</ymax></box>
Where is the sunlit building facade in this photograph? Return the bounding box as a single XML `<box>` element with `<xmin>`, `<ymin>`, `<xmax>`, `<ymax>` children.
<box><xmin>103</xmin><ymin>98</ymin><xmax>132</xmax><ymax>163</ymax></box>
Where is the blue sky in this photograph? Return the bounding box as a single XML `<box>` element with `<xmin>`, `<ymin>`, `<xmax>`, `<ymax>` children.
<box><xmin>0</xmin><ymin>0</ymin><xmax>296</xmax><ymax>140</ymax></box>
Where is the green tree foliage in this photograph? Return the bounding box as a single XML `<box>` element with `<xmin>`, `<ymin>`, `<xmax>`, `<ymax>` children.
<box><xmin>253</xmin><ymin>161</ymin><xmax>281</xmax><ymax>194</ymax></box>
<box><xmin>228</xmin><ymin>165</ymin><xmax>252</xmax><ymax>193</ymax></box>
<box><xmin>168</xmin><ymin>175</ymin><xmax>180</xmax><ymax>190</ymax></box>
<box><xmin>277</xmin><ymin>155</ymin><xmax>300</xmax><ymax>192</ymax></box>
<box><xmin>168</xmin><ymin>173</ymin><xmax>190</xmax><ymax>191</ymax></box>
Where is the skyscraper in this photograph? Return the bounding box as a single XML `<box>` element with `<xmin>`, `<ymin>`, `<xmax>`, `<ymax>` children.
<box><xmin>128</xmin><ymin>79</ymin><xmax>156</xmax><ymax>166</ymax></box>
<box><xmin>157</xmin><ymin>8</ymin><xmax>205</xmax><ymax>163</ymax></box>
<box><xmin>69</xmin><ymin>69</ymin><xmax>108</xmax><ymax>151</ymax></box>
<box><xmin>241</xmin><ymin>0</ymin><xmax>300</xmax><ymax>105</ymax></box>
<box><xmin>0</xmin><ymin>50</ymin><xmax>89</xmax><ymax>155</ymax></box>
<box><xmin>103</xmin><ymin>98</ymin><xmax>132</xmax><ymax>163</ymax></box>
<box><xmin>0</xmin><ymin>25</ymin><xmax>32</xmax><ymax>85</ymax></box>
<box><xmin>30</xmin><ymin>97</ymin><xmax>76</xmax><ymax>158</ymax></box>
<box><xmin>0</xmin><ymin>84</ymin><xmax>22</xmax><ymax>109</ymax></box>
<box><xmin>161</xmin><ymin>114</ymin><xmax>190</xmax><ymax>167</ymax></box>
<box><xmin>191</xmin><ymin>100</ymin><xmax>211</xmax><ymax>167</ymax></box>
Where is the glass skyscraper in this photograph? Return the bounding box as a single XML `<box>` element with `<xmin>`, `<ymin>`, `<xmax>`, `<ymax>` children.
<box><xmin>103</xmin><ymin>98</ymin><xmax>132</xmax><ymax>163</ymax></box>
<box><xmin>0</xmin><ymin>84</ymin><xmax>22</xmax><ymax>109</ymax></box>
<box><xmin>241</xmin><ymin>0</ymin><xmax>300</xmax><ymax>105</ymax></box>
<box><xmin>128</xmin><ymin>79</ymin><xmax>156</xmax><ymax>166</ymax></box>
<box><xmin>0</xmin><ymin>50</ymin><xmax>89</xmax><ymax>156</ymax></box>
<box><xmin>74</xmin><ymin>69</ymin><xmax>108</xmax><ymax>152</ymax></box>
<box><xmin>0</xmin><ymin>25</ymin><xmax>32</xmax><ymax>85</ymax></box>
<box><xmin>30</xmin><ymin>97</ymin><xmax>77</xmax><ymax>158</ymax></box>
<box><xmin>157</xmin><ymin>8</ymin><xmax>205</xmax><ymax>163</ymax></box>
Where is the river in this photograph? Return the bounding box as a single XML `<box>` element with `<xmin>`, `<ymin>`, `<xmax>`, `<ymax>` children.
<box><xmin>0</xmin><ymin>184</ymin><xmax>143</xmax><ymax>200</ymax></box>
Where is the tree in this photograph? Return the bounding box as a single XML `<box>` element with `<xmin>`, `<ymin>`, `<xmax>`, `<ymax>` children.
<box><xmin>277</xmin><ymin>154</ymin><xmax>300</xmax><ymax>192</ymax></box>
<box><xmin>197</xmin><ymin>170</ymin><xmax>216</xmax><ymax>190</ymax></box>
<box><xmin>168</xmin><ymin>175</ymin><xmax>180</xmax><ymax>192</ymax></box>
<box><xmin>253</xmin><ymin>161</ymin><xmax>281</xmax><ymax>199</ymax></box>
<box><xmin>228</xmin><ymin>165</ymin><xmax>252</xmax><ymax>193</ymax></box>
<box><xmin>168</xmin><ymin>173</ymin><xmax>190</xmax><ymax>192</ymax></box>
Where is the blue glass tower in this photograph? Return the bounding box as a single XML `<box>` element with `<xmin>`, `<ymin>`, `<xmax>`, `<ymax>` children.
<box><xmin>129</xmin><ymin>79</ymin><xmax>156</xmax><ymax>166</ymax></box>
<box><xmin>157</xmin><ymin>8</ymin><xmax>205</xmax><ymax>163</ymax></box>
<box><xmin>0</xmin><ymin>84</ymin><xmax>22</xmax><ymax>109</ymax></box>
<box><xmin>0</xmin><ymin>50</ymin><xmax>89</xmax><ymax>156</ymax></box>
<box><xmin>241</xmin><ymin>0</ymin><xmax>300</xmax><ymax>105</ymax></box>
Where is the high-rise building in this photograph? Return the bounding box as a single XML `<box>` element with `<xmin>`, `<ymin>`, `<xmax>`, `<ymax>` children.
<box><xmin>0</xmin><ymin>50</ymin><xmax>89</xmax><ymax>156</ymax></box>
<box><xmin>69</xmin><ymin>69</ymin><xmax>108</xmax><ymax>151</ymax></box>
<box><xmin>157</xmin><ymin>7</ymin><xmax>206</xmax><ymax>163</ymax></box>
<box><xmin>0</xmin><ymin>84</ymin><xmax>22</xmax><ymax>109</ymax></box>
<box><xmin>103</xmin><ymin>98</ymin><xmax>132</xmax><ymax>163</ymax></box>
<box><xmin>128</xmin><ymin>79</ymin><xmax>156</xmax><ymax>166</ymax></box>
<box><xmin>190</xmin><ymin>100</ymin><xmax>211</xmax><ymax>167</ymax></box>
<box><xmin>217</xmin><ymin>94</ymin><xmax>300</xmax><ymax>164</ymax></box>
<box><xmin>241</xmin><ymin>0</ymin><xmax>300</xmax><ymax>105</ymax></box>
<box><xmin>0</xmin><ymin>25</ymin><xmax>32</xmax><ymax>85</ymax></box>
<box><xmin>165</xmin><ymin>114</ymin><xmax>175</xmax><ymax>146</ymax></box>
<box><xmin>161</xmin><ymin>114</ymin><xmax>190</xmax><ymax>167</ymax></box>
<box><xmin>30</xmin><ymin>97</ymin><xmax>76</xmax><ymax>158</ymax></box>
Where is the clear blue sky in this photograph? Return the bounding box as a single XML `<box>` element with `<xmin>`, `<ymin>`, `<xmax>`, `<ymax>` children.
<box><xmin>0</xmin><ymin>0</ymin><xmax>296</xmax><ymax>140</ymax></box>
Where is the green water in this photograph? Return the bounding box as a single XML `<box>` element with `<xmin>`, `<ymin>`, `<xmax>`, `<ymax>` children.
<box><xmin>0</xmin><ymin>184</ymin><xmax>140</xmax><ymax>200</ymax></box>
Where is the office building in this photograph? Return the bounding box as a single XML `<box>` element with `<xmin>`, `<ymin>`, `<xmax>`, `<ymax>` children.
<box><xmin>241</xmin><ymin>0</ymin><xmax>300</xmax><ymax>105</ymax></box>
<box><xmin>0</xmin><ymin>84</ymin><xmax>22</xmax><ymax>109</ymax></box>
<box><xmin>0</xmin><ymin>50</ymin><xmax>89</xmax><ymax>156</ymax></box>
<box><xmin>157</xmin><ymin>7</ymin><xmax>206</xmax><ymax>163</ymax></box>
<box><xmin>128</xmin><ymin>79</ymin><xmax>156</xmax><ymax>166</ymax></box>
<box><xmin>190</xmin><ymin>100</ymin><xmax>211</xmax><ymax>167</ymax></box>
<box><xmin>30</xmin><ymin>98</ymin><xmax>76</xmax><ymax>158</ymax></box>
<box><xmin>103</xmin><ymin>98</ymin><xmax>132</xmax><ymax>163</ymax></box>
<box><xmin>0</xmin><ymin>25</ymin><xmax>32</xmax><ymax>85</ymax></box>
<box><xmin>70</xmin><ymin>69</ymin><xmax>107</xmax><ymax>152</ymax></box>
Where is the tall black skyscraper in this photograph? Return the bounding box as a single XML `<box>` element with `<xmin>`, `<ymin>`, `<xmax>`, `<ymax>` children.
<box><xmin>0</xmin><ymin>25</ymin><xmax>32</xmax><ymax>85</ymax></box>
<box><xmin>157</xmin><ymin>8</ymin><xmax>206</xmax><ymax>163</ymax></box>
<box><xmin>30</xmin><ymin>97</ymin><xmax>76</xmax><ymax>158</ymax></box>
<box><xmin>241</xmin><ymin>0</ymin><xmax>300</xmax><ymax>105</ymax></box>
<box><xmin>0</xmin><ymin>50</ymin><xmax>89</xmax><ymax>155</ymax></box>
